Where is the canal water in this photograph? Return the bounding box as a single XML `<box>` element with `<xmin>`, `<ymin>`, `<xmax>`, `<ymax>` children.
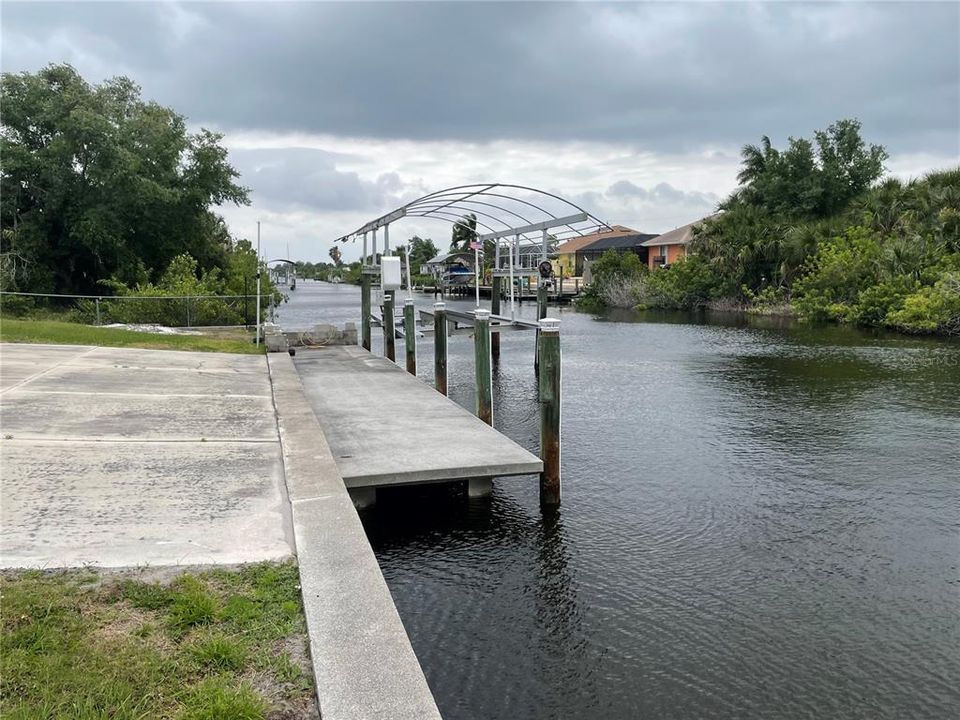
<box><xmin>278</xmin><ymin>280</ymin><xmax>960</xmax><ymax>719</ymax></box>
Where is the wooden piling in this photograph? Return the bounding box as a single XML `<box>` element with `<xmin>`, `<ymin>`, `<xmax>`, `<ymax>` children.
<box><xmin>360</xmin><ymin>272</ymin><xmax>372</xmax><ymax>351</ymax></box>
<box><xmin>474</xmin><ymin>309</ymin><xmax>493</xmax><ymax>425</ymax></box>
<box><xmin>538</xmin><ymin>317</ymin><xmax>561</xmax><ymax>506</ymax></box>
<box><xmin>383</xmin><ymin>290</ymin><xmax>396</xmax><ymax>362</ymax></box>
<box><xmin>535</xmin><ymin>282</ymin><xmax>548</xmax><ymax>374</ymax></box>
<box><xmin>433</xmin><ymin>302</ymin><xmax>448</xmax><ymax>396</ymax></box>
<box><xmin>491</xmin><ymin>276</ymin><xmax>502</xmax><ymax>360</ymax></box>
<box><xmin>403</xmin><ymin>298</ymin><xmax>416</xmax><ymax>375</ymax></box>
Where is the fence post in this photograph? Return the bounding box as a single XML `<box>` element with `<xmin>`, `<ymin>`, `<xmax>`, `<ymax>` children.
<box><xmin>433</xmin><ymin>302</ymin><xmax>447</xmax><ymax>395</ymax></box>
<box><xmin>361</xmin><ymin>272</ymin><xmax>372</xmax><ymax>351</ymax></box>
<box><xmin>383</xmin><ymin>290</ymin><xmax>396</xmax><ymax>362</ymax></box>
<box><xmin>474</xmin><ymin>309</ymin><xmax>493</xmax><ymax>425</ymax></box>
<box><xmin>538</xmin><ymin>317</ymin><xmax>561</xmax><ymax>506</ymax></box>
<box><xmin>404</xmin><ymin>298</ymin><xmax>417</xmax><ymax>375</ymax></box>
<box><xmin>95</xmin><ymin>297</ymin><xmax>101</xmax><ymax>326</ymax></box>
<box><xmin>186</xmin><ymin>296</ymin><xmax>192</xmax><ymax>328</ymax></box>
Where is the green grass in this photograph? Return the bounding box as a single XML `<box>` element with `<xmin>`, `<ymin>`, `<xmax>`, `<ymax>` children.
<box><xmin>1</xmin><ymin>562</ymin><xmax>316</xmax><ymax>719</ymax></box>
<box><xmin>0</xmin><ymin>318</ymin><xmax>263</xmax><ymax>354</ymax></box>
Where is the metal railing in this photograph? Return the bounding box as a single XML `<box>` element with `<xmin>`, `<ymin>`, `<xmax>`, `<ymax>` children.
<box><xmin>0</xmin><ymin>291</ymin><xmax>277</xmax><ymax>328</ymax></box>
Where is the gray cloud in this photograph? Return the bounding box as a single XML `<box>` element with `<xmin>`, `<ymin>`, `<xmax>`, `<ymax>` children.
<box><xmin>228</xmin><ymin>148</ymin><xmax>409</xmax><ymax>212</ymax></box>
<box><xmin>3</xmin><ymin>1</ymin><xmax>958</xmax><ymax>155</ymax></box>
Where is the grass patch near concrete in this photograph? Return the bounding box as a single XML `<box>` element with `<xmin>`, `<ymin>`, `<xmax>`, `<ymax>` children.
<box><xmin>1</xmin><ymin>561</ymin><xmax>317</xmax><ymax>720</ymax></box>
<box><xmin>0</xmin><ymin>319</ymin><xmax>263</xmax><ymax>354</ymax></box>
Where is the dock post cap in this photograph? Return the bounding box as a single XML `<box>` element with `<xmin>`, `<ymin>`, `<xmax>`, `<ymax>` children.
<box><xmin>433</xmin><ymin>301</ymin><xmax>446</xmax><ymax>310</ymax></box>
<box><xmin>539</xmin><ymin>317</ymin><xmax>561</xmax><ymax>333</ymax></box>
<box><xmin>474</xmin><ymin>309</ymin><xmax>491</xmax><ymax>319</ymax></box>
<box><xmin>404</xmin><ymin>298</ymin><xmax>414</xmax><ymax>306</ymax></box>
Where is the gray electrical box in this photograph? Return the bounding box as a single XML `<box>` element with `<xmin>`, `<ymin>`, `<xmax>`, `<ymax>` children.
<box><xmin>381</xmin><ymin>256</ymin><xmax>402</xmax><ymax>290</ymax></box>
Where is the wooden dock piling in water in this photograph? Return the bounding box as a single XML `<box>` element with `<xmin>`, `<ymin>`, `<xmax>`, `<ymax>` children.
<box><xmin>360</xmin><ymin>272</ymin><xmax>372</xmax><ymax>351</ymax></box>
<box><xmin>404</xmin><ymin>299</ymin><xmax>417</xmax><ymax>375</ymax></box>
<box><xmin>433</xmin><ymin>302</ymin><xmax>448</xmax><ymax>396</ymax></box>
<box><xmin>491</xmin><ymin>276</ymin><xmax>502</xmax><ymax>360</ymax></box>
<box><xmin>383</xmin><ymin>291</ymin><xmax>396</xmax><ymax>362</ymax></box>
<box><xmin>535</xmin><ymin>282</ymin><xmax>549</xmax><ymax>375</ymax></box>
<box><xmin>538</xmin><ymin>317</ymin><xmax>561</xmax><ymax>506</ymax></box>
<box><xmin>474</xmin><ymin>309</ymin><xmax>493</xmax><ymax>425</ymax></box>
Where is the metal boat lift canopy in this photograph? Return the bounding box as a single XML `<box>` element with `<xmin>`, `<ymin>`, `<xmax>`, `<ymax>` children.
<box><xmin>334</xmin><ymin>182</ymin><xmax>611</xmax><ymax>251</ymax></box>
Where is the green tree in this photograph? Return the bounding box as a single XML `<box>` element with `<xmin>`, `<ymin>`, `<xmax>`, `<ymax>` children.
<box><xmin>0</xmin><ymin>64</ymin><xmax>249</xmax><ymax>295</ymax></box>
<box><xmin>403</xmin><ymin>236</ymin><xmax>439</xmax><ymax>272</ymax></box>
<box><xmin>450</xmin><ymin>214</ymin><xmax>477</xmax><ymax>251</ymax></box>
<box><xmin>692</xmin><ymin>118</ymin><xmax>887</xmax><ymax>297</ymax></box>
<box><xmin>328</xmin><ymin>246</ymin><xmax>343</xmax><ymax>266</ymax></box>
<box><xmin>736</xmin><ymin>119</ymin><xmax>887</xmax><ymax>219</ymax></box>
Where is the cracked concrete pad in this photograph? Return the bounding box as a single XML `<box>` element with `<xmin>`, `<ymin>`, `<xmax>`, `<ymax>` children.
<box><xmin>0</xmin><ymin>344</ymin><xmax>95</xmax><ymax>391</ymax></box>
<box><xmin>0</xmin><ymin>343</ymin><xmax>292</xmax><ymax>568</ymax></box>
<box><xmin>1</xmin><ymin>439</ymin><xmax>291</xmax><ymax>567</ymax></box>
<box><xmin>2</xmin><ymin>392</ymin><xmax>277</xmax><ymax>441</ymax></box>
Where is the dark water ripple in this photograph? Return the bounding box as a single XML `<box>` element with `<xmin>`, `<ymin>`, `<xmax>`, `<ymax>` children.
<box><xmin>281</xmin><ymin>282</ymin><xmax>960</xmax><ymax>719</ymax></box>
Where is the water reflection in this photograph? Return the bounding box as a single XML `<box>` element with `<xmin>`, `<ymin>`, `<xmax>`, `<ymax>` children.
<box><xmin>360</xmin><ymin>486</ymin><xmax>599</xmax><ymax>719</ymax></box>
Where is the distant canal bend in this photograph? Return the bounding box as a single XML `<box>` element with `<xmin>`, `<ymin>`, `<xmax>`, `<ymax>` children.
<box><xmin>279</xmin><ymin>281</ymin><xmax>960</xmax><ymax>719</ymax></box>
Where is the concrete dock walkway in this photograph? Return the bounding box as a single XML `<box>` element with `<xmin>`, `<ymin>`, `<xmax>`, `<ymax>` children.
<box><xmin>294</xmin><ymin>345</ymin><xmax>542</xmax><ymax>489</ymax></box>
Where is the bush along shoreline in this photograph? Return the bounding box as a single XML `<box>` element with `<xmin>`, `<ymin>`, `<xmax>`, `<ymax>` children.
<box><xmin>578</xmin><ymin>120</ymin><xmax>959</xmax><ymax>336</ymax></box>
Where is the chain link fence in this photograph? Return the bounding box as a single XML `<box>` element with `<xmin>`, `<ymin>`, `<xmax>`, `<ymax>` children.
<box><xmin>0</xmin><ymin>291</ymin><xmax>277</xmax><ymax>328</ymax></box>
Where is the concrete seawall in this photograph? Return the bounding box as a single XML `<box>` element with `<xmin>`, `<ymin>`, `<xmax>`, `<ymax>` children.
<box><xmin>268</xmin><ymin>353</ymin><xmax>442</xmax><ymax>720</ymax></box>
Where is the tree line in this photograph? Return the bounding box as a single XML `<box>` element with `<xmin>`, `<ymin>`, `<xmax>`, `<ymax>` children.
<box><xmin>0</xmin><ymin>64</ymin><xmax>280</xmax><ymax>321</ymax></box>
<box><xmin>584</xmin><ymin>119</ymin><xmax>960</xmax><ymax>335</ymax></box>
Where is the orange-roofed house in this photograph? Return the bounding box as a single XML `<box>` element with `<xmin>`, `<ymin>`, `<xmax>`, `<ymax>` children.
<box><xmin>642</xmin><ymin>216</ymin><xmax>715</xmax><ymax>270</ymax></box>
<box><xmin>553</xmin><ymin>225</ymin><xmax>648</xmax><ymax>278</ymax></box>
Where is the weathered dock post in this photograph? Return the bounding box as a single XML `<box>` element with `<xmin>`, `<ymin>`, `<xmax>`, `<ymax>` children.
<box><xmin>535</xmin><ymin>281</ymin><xmax>549</xmax><ymax>374</ymax></box>
<box><xmin>360</xmin><ymin>271</ymin><xmax>372</xmax><ymax>351</ymax></box>
<box><xmin>474</xmin><ymin>309</ymin><xmax>493</xmax><ymax>425</ymax></box>
<box><xmin>491</xmin><ymin>275</ymin><xmax>502</xmax><ymax>360</ymax></box>
<box><xmin>433</xmin><ymin>302</ymin><xmax>448</xmax><ymax>396</ymax></box>
<box><xmin>538</xmin><ymin>317</ymin><xmax>561</xmax><ymax>506</ymax></box>
<box><xmin>404</xmin><ymin>298</ymin><xmax>417</xmax><ymax>375</ymax></box>
<box><xmin>537</xmin><ymin>281</ymin><xmax>549</xmax><ymax>319</ymax></box>
<box><xmin>383</xmin><ymin>291</ymin><xmax>396</xmax><ymax>362</ymax></box>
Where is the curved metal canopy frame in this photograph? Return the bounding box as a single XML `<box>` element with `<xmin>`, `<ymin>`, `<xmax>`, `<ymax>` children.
<box><xmin>334</xmin><ymin>183</ymin><xmax>611</xmax><ymax>246</ymax></box>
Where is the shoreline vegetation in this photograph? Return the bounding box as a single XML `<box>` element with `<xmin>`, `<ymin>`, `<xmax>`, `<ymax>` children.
<box><xmin>578</xmin><ymin>121</ymin><xmax>959</xmax><ymax>337</ymax></box>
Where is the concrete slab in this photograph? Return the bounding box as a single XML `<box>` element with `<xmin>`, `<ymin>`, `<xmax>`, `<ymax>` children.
<box><xmin>293</xmin><ymin>345</ymin><xmax>542</xmax><ymax>488</ymax></box>
<box><xmin>71</xmin><ymin>346</ymin><xmax>267</xmax><ymax>374</ymax></box>
<box><xmin>0</xmin><ymin>343</ymin><xmax>292</xmax><ymax>568</ymax></box>
<box><xmin>268</xmin><ymin>354</ymin><xmax>441</xmax><ymax>720</ymax></box>
<box><xmin>1</xmin><ymin>440</ymin><xmax>290</xmax><ymax>567</ymax></box>
<box><xmin>0</xmin><ymin>343</ymin><xmax>95</xmax><ymax>361</ymax></box>
<box><xmin>24</xmin><ymin>364</ymin><xmax>272</xmax><ymax>397</ymax></box>
<box><xmin>0</xmin><ymin>343</ymin><xmax>95</xmax><ymax>391</ymax></box>
<box><xmin>1</xmin><ymin>392</ymin><xmax>277</xmax><ymax>441</ymax></box>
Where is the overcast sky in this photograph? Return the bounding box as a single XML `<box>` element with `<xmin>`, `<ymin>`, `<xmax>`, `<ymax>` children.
<box><xmin>3</xmin><ymin>1</ymin><xmax>958</xmax><ymax>262</ymax></box>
